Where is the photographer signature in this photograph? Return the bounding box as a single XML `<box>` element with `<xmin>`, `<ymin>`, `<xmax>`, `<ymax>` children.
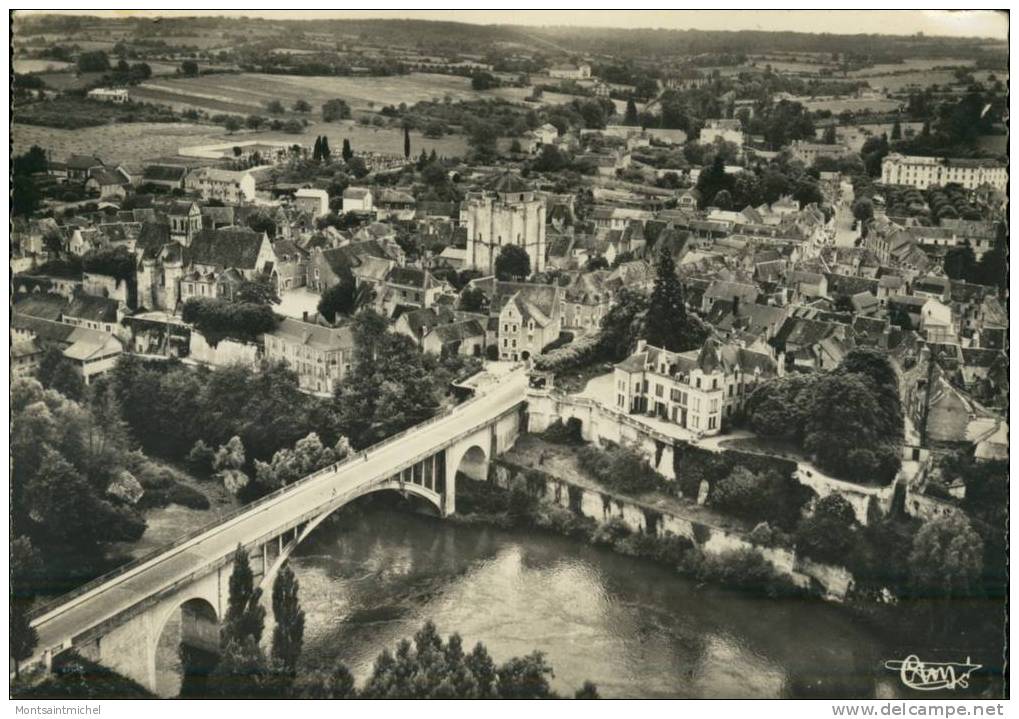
<box><xmin>884</xmin><ymin>655</ymin><xmax>981</xmax><ymax>691</ymax></box>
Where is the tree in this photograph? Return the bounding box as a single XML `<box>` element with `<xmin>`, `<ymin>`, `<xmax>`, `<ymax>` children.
<box><xmin>494</xmin><ymin>245</ymin><xmax>531</xmax><ymax>281</ymax></box>
<box><xmin>712</xmin><ymin>189</ymin><xmax>733</xmax><ymax>210</ymax></box>
<box><xmin>235</xmin><ymin>275</ymin><xmax>281</xmax><ymax>305</ymax></box>
<box><xmin>598</xmin><ymin>287</ymin><xmax>649</xmax><ymax>361</ymax></box>
<box><xmin>179</xmin><ymin>60</ymin><xmax>198</xmax><ymax>76</ymax></box>
<box><xmin>222</xmin><ymin>546</ymin><xmax>266</xmax><ymax>648</ymax></box>
<box><xmin>496</xmin><ymin>652</ymin><xmax>555</xmax><ymax>699</ymax></box>
<box><xmin>795</xmin><ymin>494</ymin><xmax>857</xmax><ymax>564</ymax></box>
<box><xmin>224</xmin><ymin>116</ymin><xmax>242</xmax><ymax>134</ymax></box>
<box><xmin>317</xmin><ymin>268</ymin><xmax>370</xmax><ymax>322</ymax></box>
<box><xmin>37</xmin><ymin>347</ymin><xmax>85</xmax><ymax>401</ymax></box>
<box><xmin>891</xmin><ymin>118</ymin><xmax>902</xmax><ymax>141</ymax></box>
<box><xmin>312</xmin><ymin>135</ymin><xmax>322</xmax><ymax>162</ymax></box>
<box><xmin>341</xmin><ymin>138</ymin><xmax>353</xmax><ymax>162</ymax></box>
<box><xmin>11</xmin><ymin>600</ymin><xmax>38</xmax><ymax>680</ymax></box>
<box><xmin>821</xmin><ymin>125</ymin><xmax>837</xmax><ymax>144</ymax></box>
<box><xmin>645</xmin><ymin>246</ymin><xmax>701</xmax><ymax>352</ymax></box>
<box><xmin>943</xmin><ymin>242</ymin><xmax>977</xmax><ymax>282</ymax></box>
<box><xmin>207</xmin><ymin>637</ymin><xmax>287</xmax><ymax>699</ymax></box>
<box><xmin>574</xmin><ymin>681</ymin><xmax>600</xmax><ymax>699</ymax></box>
<box><xmin>851</xmin><ymin>197</ymin><xmax>874</xmax><ymax>224</ymax></box>
<box><xmin>458</xmin><ymin>287</ymin><xmax>487</xmax><ymax>313</ymax></box>
<box><xmin>12</xmin><ymin>175</ymin><xmax>40</xmax><ymax>217</ymax></box>
<box><xmin>246</xmin><ymin>114</ymin><xmax>265</xmax><ymax>130</ymax></box>
<box><xmin>293</xmin><ymin>99</ymin><xmax>311</xmax><ymax>113</ymax></box>
<box><xmin>78</xmin><ymin>50</ymin><xmax>110</xmax><ymax>73</ymax></box>
<box><xmin>910</xmin><ymin>514</ymin><xmax>983</xmax><ymax>599</ymax></box>
<box><xmin>624</xmin><ymin>98</ymin><xmax>639</xmax><ymax>125</ymax></box>
<box><xmin>334</xmin><ymin>311</ymin><xmax>440</xmax><ymax>449</ymax></box>
<box><xmin>322</xmin><ymin>99</ymin><xmax>352</xmax><ymax>122</ymax></box>
<box><xmin>320</xmin><ymin>136</ymin><xmax>331</xmax><ymax>163</ymax></box>
<box><xmin>467</xmin><ymin>120</ymin><xmax>499</xmax><ymax>162</ymax></box>
<box><xmin>470</xmin><ymin>71</ymin><xmax>498</xmax><ymax>91</ymax></box>
<box><xmin>292</xmin><ymin>663</ymin><xmax>357</xmax><ymax>698</ymax></box>
<box><xmin>403</xmin><ymin>125</ymin><xmax>411</xmax><ymax>159</ymax></box>
<box><xmin>271</xmin><ymin>563</ymin><xmax>305</xmax><ymax>675</ymax></box>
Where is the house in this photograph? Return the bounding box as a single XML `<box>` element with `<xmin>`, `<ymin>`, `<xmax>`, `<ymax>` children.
<box><xmin>342</xmin><ymin>187</ymin><xmax>373</xmax><ymax>214</ymax></box>
<box><xmin>142</xmin><ymin>165</ymin><xmax>189</xmax><ymax>191</ymax></box>
<box><xmin>699</xmin><ymin>119</ymin><xmax>744</xmax><ymax>147</ymax></box>
<box><xmin>677</xmin><ymin>188</ymin><xmax>702</xmax><ymax>211</ymax></box>
<box><xmin>11</xmin><ymin>338</ymin><xmax>44</xmax><ymax>379</ymax></box>
<box><xmin>85</xmin><ymin>167</ymin><xmax>132</xmax><ymax>200</ymax></box>
<box><xmin>187</xmin><ymin>168</ymin><xmax>256</xmax><ymax>203</ymax></box>
<box><xmin>771</xmin><ymin>315</ymin><xmax>852</xmax><ymax>371</ymax></box>
<box><xmin>294</xmin><ymin>188</ymin><xmax>330</xmax><ymax>218</ymax></box>
<box><xmin>87</xmin><ymin>87</ymin><xmax>129</xmax><ymax>103</ymax></box>
<box><xmin>919</xmin><ymin>299</ymin><xmax>955</xmax><ymax>343</ymax></box>
<box><xmin>548</xmin><ymin>63</ymin><xmax>591</xmax><ymax>80</ymax></box>
<box><xmin>307</xmin><ymin>240</ymin><xmax>394</xmax><ymax>293</ymax></box>
<box><xmin>701</xmin><ymin>280</ymin><xmax>759</xmax><ymax>313</ymax></box>
<box><xmin>789</xmin><ymin>140</ymin><xmax>848</xmax><ymax>166</ymax></box>
<box><xmin>11</xmin><ymin>313</ymin><xmax>123</xmax><ymax>385</ymax></box>
<box><xmin>421</xmin><ymin>319</ymin><xmax>487</xmax><ymax>358</ymax></box>
<box><xmin>380</xmin><ymin>266</ymin><xmax>447</xmax><ymax>312</ymax></box>
<box><xmin>394</xmin><ymin>307</ymin><xmax>453</xmax><ymax>345</ymax></box>
<box><xmin>179</xmin><ymin>228</ymin><xmax>276</xmax><ymax>302</ymax></box>
<box><xmin>562</xmin><ymin>272</ymin><xmax>613</xmax><ymax>333</ymax></box>
<box><xmin>270</xmin><ymin>239</ymin><xmax>308</xmax><ymax>292</ymax></box>
<box><xmin>62</xmin><ymin>294</ymin><xmax>125</xmax><ymax>339</ymax></box>
<box><xmin>468</xmin><ymin>279</ymin><xmax>563</xmax><ymax>361</ymax></box>
<box><xmin>374</xmin><ymin>188</ymin><xmax>417</xmax><ymax>221</ymax></box>
<box><xmin>64</xmin><ymin>155</ymin><xmax>105</xmax><ymax>182</ymax></box>
<box><xmin>264</xmin><ymin>317</ymin><xmax>355</xmax><ymax>395</ymax></box>
<box><xmin>613</xmin><ymin>337</ymin><xmax>778</xmax><ymax>435</ymax></box>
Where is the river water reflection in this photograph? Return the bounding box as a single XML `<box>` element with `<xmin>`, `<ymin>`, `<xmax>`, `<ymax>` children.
<box><xmin>291</xmin><ymin>507</ymin><xmax>902</xmax><ymax>699</ymax></box>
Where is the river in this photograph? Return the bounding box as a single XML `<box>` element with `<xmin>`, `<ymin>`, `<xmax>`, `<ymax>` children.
<box><xmin>290</xmin><ymin>503</ymin><xmax>905</xmax><ymax>699</ymax></box>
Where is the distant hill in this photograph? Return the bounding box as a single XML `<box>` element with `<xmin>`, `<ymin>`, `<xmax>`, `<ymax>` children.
<box><xmin>13</xmin><ymin>13</ymin><xmax>1007</xmax><ymax>62</ymax></box>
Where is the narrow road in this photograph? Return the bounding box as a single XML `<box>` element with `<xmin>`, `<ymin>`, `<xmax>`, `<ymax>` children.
<box><xmin>30</xmin><ymin>369</ymin><xmax>528</xmax><ymax>664</ymax></box>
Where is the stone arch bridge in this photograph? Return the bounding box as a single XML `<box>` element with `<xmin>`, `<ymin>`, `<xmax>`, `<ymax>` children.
<box><xmin>26</xmin><ymin>370</ymin><xmax>527</xmax><ymax>696</ymax></box>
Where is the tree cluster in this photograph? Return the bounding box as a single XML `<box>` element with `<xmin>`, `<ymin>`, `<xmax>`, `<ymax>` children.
<box><xmin>745</xmin><ymin>349</ymin><xmax>903</xmax><ymax>484</ymax></box>
<box><xmin>181</xmin><ymin>296</ymin><xmax>277</xmax><ymax>345</ymax></box>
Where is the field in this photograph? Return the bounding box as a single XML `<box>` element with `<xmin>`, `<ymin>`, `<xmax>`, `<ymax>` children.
<box><xmin>847</xmin><ymin>57</ymin><xmax>975</xmax><ymax>77</ymax></box>
<box><xmin>13</xmin><ymin>118</ymin><xmax>473</xmax><ymax>167</ymax></box>
<box><xmin>132</xmin><ymin>72</ymin><xmax>493</xmax><ymax>117</ymax></box>
<box><xmin>31</xmin><ymin>71</ymin><xmax>106</xmax><ymax>91</ymax></box>
<box><xmin>130</xmin><ymin>71</ymin><xmax>631</xmax><ymax>121</ymax></box>
<box><xmin>13</xmin><ymin>58</ymin><xmax>74</xmax><ymax>74</ymax></box>
<box><xmin>13</xmin><ymin>122</ymin><xmax>234</xmax><ymax>166</ymax></box>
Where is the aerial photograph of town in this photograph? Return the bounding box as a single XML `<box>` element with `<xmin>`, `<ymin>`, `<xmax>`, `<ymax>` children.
<box><xmin>8</xmin><ymin>8</ymin><xmax>1009</xmax><ymax>708</ymax></box>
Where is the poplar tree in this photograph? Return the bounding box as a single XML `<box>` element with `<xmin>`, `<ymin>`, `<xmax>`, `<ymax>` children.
<box><xmin>271</xmin><ymin>563</ymin><xmax>305</xmax><ymax>675</ymax></box>
<box><xmin>644</xmin><ymin>246</ymin><xmax>692</xmax><ymax>352</ymax></box>
<box><xmin>404</xmin><ymin>125</ymin><xmax>411</xmax><ymax>159</ymax></box>
<box><xmin>222</xmin><ymin>545</ymin><xmax>266</xmax><ymax>648</ymax></box>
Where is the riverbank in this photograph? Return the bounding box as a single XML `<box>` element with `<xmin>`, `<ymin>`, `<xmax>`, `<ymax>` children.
<box><xmin>291</xmin><ymin>499</ymin><xmax>903</xmax><ymax>698</ymax></box>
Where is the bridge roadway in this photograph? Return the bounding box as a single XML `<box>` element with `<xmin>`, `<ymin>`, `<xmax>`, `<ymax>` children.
<box><xmin>29</xmin><ymin>368</ymin><xmax>529</xmax><ymax>665</ymax></box>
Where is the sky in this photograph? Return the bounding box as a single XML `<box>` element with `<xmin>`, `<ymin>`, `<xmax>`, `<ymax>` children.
<box><xmin>18</xmin><ymin>9</ymin><xmax>1009</xmax><ymax>41</ymax></box>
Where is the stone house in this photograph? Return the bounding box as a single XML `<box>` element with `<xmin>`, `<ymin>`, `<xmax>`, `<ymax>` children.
<box><xmin>263</xmin><ymin>317</ymin><xmax>355</xmax><ymax>395</ymax></box>
<box><xmin>613</xmin><ymin>337</ymin><xmax>778</xmax><ymax>435</ymax></box>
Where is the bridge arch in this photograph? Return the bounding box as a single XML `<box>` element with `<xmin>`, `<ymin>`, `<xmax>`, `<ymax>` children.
<box><xmin>260</xmin><ymin>479</ymin><xmax>444</xmax><ymax>590</ymax></box>
<box><xmin>152</xmin><ymin>596</ymin><xmax>219</xmax><ymax>698</ymax></box>
<box><xmin>453</xmin><ymin>444</ymin><xmax>489</xmax><ymax>483</ymax></box>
